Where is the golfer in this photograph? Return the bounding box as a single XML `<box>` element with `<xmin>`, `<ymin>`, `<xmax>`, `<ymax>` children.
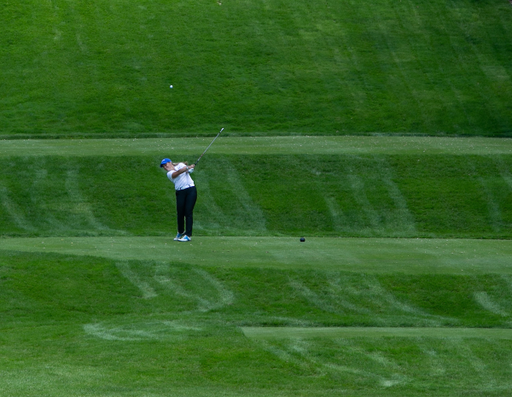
<box><xmin>160</xmin><ymin>158</ymin><xmax>197</xmax><ymax>242</ymax></box>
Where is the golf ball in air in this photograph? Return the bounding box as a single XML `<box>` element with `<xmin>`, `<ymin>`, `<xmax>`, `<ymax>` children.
<box><xmin>170</xmin><ymin>85</ymin><xmax>173</xmax><ymax>88</ymax></box>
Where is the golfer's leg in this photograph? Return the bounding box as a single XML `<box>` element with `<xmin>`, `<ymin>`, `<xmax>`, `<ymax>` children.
<box><xmin>184</xmin><ymin>186</ymin><xmax>197</xmax><ymax>237</ymax></box>
<box><xmin>175</xmin><ymin>191</ymin><xmax>186</xmax><ymax>234</ymax></box>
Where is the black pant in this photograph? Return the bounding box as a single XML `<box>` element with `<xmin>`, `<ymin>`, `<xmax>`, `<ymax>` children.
<box><xmin>175</xmin><ymin>186</ymin><xmax>197</xmax><ymax>237</ymax></box>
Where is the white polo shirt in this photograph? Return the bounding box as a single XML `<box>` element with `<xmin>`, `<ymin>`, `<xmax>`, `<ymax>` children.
<box><xmin>167</xmin><ymin>163</ymin><xmax>195</xmax><ymax>191</ymax></box>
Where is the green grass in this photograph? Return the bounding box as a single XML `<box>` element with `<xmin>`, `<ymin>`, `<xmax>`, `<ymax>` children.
<box><xmin>2</xmin><ymin>250</ymin><xmax>512</xmax><ymax>396</ymax></box>
<box><xmin>1</xmin><ymin>236</ymin><xmax>512</xmax><ymax>275</ymax></box>
<box><xmin>2</xmin><ymin>0</ymin><xmax>512</xmax><ymax>392</ymax></box>
<box><xmin>2</xmin><ymin>136</ymin><xmax>512</xmax><ymax>157</ymax></box>
<box><xmin>1</xmin><ymin>136</ymin><xmax>512</xmax><ymax>394</ymax></box>
<box><xmin>242</xmin><ymin>327</ymin><xmax>512</xmax><ymax>339</ymax></box>
<box><xmin>1</xmin><ymin>137</ymin><xmax>512</xmax><ymax>238</ymax></box>
<box><xmin>1</xmin><ymin>0</ymin><xmax>512</xmax><ymax>136</ymax></box>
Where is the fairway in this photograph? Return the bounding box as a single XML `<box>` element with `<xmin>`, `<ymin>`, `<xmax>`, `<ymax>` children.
<box><xmin>2</xmin><ymin>136</ymin><xmax>512</xmax><ymax>157</ymax></box>
<box><xmin>242</xmin><ymin>326</ymin><xmax>512</xmax><ymax>339</ymax></box>
<box><xmin>1</xmin><ymin>236</ymin><xmax>511</xmax><ymax>275</ymax></box>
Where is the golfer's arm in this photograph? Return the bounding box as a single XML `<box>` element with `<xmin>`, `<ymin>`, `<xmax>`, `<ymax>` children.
<box><xmin>171</xmin><ymin>166</ymin><xmax>192</xmax><ymax>178</ymax></box>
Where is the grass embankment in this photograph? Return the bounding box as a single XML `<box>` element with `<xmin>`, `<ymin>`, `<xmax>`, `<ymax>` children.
<box><xmin>1</xmin><ymin>152</ymin><xmax>512</xmax><ymax>238</ymax></box>
<box><xmin>1</xmin><ymin>137</ymin><xmax>512</xmax><ymax>395</ymax></box>
<box><xmin>1</xmin><ymin>0</ymin><xmax>512</xmax><ymax>136</ymax></box>
<box><xmin>1</xmin><ymin>250</ymin><xmax>512</xmax><ymax>396</ymax></box>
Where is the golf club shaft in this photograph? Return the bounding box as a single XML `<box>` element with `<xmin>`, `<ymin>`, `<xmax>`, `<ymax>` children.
<box><xmin>194</xmin><ymin>128</ymin><xmax>224</xmax><ymax>165</ymax></box>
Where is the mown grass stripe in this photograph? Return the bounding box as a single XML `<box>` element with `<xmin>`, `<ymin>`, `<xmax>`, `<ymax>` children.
<box><xmin>242</xmin><ymin>327</ymin><xmax>512</xmax><ymax>339</ymax></box>
<box><xmin>0</xmin><ymin>184</ymin><xmax>36</xmax><ymax>232</ymax></box>
<box><xmin>1</xmin><ymin>236</ymin><xmax>511</xmax><ymax>274</ymax></box>
<box><xmin>2</xmin><ymin>136</ymin><xmax>512</xmax><ymax>157</ymax></box>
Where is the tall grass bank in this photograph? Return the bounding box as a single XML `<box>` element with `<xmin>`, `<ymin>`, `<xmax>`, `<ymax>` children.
<box><xmin>1</xmin><ymin>0</ymin><xmax>511</xmax><ymax>135</ymax></box>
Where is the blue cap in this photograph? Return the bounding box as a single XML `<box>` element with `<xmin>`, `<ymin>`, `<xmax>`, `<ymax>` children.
<box><xmin>160</xmin><ymin>158</ymin><xmax>171</xmax><ymax>167</ymax></box>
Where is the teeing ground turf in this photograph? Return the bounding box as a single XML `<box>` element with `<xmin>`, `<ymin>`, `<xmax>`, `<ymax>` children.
<box><xmin>1</xmin><ymin>236</ymin><xmax>511</xmax><ymax>275</ymax></box>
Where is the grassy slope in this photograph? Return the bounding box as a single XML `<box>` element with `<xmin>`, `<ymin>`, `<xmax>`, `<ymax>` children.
<box><xmin>0</xmin><ymin>148</ymin><xmax>512</xmax><ymax>397</ymax></box>
<box><xmin>2</xmin><ymin>0</ymin><xmax>512</xmax><ymax>393</ymax></box>
<box><xmin>1</xmin><ymin>153</ymin><xmax>512</xmax><ymax>238</ymax></box>
<box><xmin>1</xmin><ymin>0</ymin><xmax>512</xmax><ymax>136</ymax></box>
<box><xmin>1</xmin><ymin>250</ymin><xmax>512</xmax><ymax>396</ymax></box>
<box><xmin>1</xmin><ymin>140</ymin><xmax>512</xmax><ymax>395</ymax></box>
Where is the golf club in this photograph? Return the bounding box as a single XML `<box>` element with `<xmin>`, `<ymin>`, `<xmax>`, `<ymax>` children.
<box><xmin>194</xmin><ymin>128</ymin><xmax>224</xmax><ymax>166</ymax></box>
